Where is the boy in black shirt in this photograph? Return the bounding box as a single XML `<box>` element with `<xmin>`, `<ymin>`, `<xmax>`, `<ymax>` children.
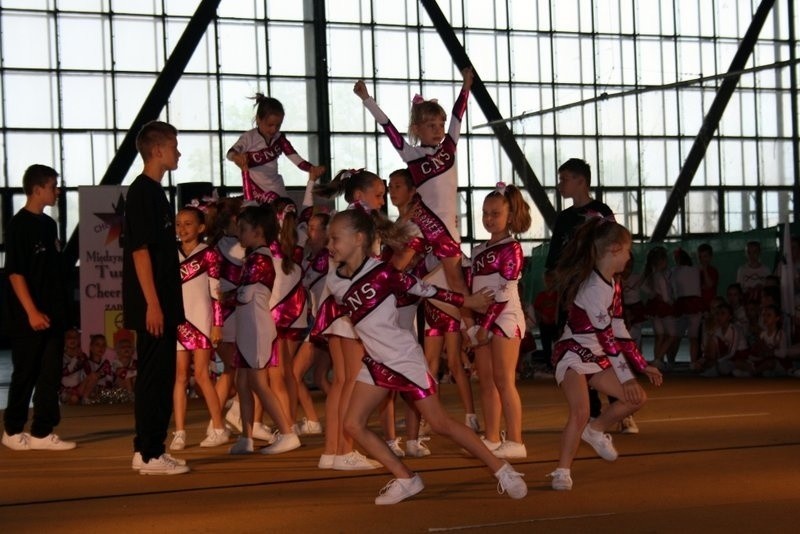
<box><xmin>122</xmin><ymin>120</ymin><xmax>188</xmax><ymax>474</ymax></box>
<box><xmin>2</xmin><ymin>164</ymin><xmax>76</xmax><ymax>451</ymax></box>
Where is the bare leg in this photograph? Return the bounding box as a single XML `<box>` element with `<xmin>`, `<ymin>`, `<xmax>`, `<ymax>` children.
<box><xmin>293</xmin><ymin>341</ymin><xmax>320</xmax><ymax>422</ymax></box>
<box><xmin>214</xmin><ymin>342</ymin><xmax>236</xmax><ymax>406</ymax></box>
<box><xmin>173</xmin><ymin>350</ymin><xmax>191</xmax><ymax>431</ymax></box>
<box><xmin>445</xmin><ymin>330</ymin><xmax>475</xmax><ymax>414</ymax></box>
<box><xmin>323</xmin><ymin>336</ymin><xmax>345</xmax><ymax>456</ymax></box>
<box><xmin>337</xmin><ymin>337</ymin><xmax>363</xmax><ymax>455</ymax></box>
<box><xmin>193</xmin><ymin>348</ymin><xmax>224</xmax><ymax>429</ymax></box>
<box><xmin>491</xmin><ymin>336</ymin><xmax>523</xmax><ymax>443</ymax></box>
<box><xmin>474</xmin><ymin>345</ymin><xmax>502</xmax><ymax>442</ymax></box>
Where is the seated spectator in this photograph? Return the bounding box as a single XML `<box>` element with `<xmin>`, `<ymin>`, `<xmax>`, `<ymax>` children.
<box><xmin>726</xmin><ymin>283</ymin><xmax>750</xmax><ymax>335</ymax></box>
<box><xmin>697</xmin><ymin>243</ymin><xmax>719</xmax><ymax>312</ymax></box>
<box><xmin>79</xmin><ymin>334</ymin><xmax>114</xmax><ymax>402</ymax></box>
<box><xmin>60</xmin><ymin>328</ymin><xmax>86</xmax><ymax>405</ymax></box>
<box><xmin>113</xmin><ymin>330</ymin><xmax>137</xmax><ymax>398</ymax></box>
<box><xmin>700</xmin><ymin>303</ymin><xmax>749</xmax><ymax>377</ymax></box>
<box><xmin>733</xmin><ymin>305</ymin><xmax>783</xmax><ymax>377</ymax></box>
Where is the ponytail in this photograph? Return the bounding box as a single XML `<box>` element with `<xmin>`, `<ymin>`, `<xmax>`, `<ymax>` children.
<box><xmin>314</xmin><ymin>168</ymin><xmax>382</xmax><ymax>203</ymax></box>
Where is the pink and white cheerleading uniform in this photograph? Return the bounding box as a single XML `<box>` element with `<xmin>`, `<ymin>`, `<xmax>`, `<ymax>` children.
<box><xmin>235</xmin><ymin>246</ymin><xmax>278</xmax><ymax>369</ymax></box>
<box><xmin>227</xmin><ymin>128</ymin><xmax>313</xmax><ymax>199</ymax></box>
<box><xmin>552</xmin><ymin>270</ymin><xmax>649</xmax><ymax>386</ymax></box>
<box><xmin>302</xmin><ymin>247</ymin><xmax>330</xmax><ymax>317</ymax></box>
<box><xmin>269</xmin><ymin>241</ymin><xmax>308</xmax><ymax>341</ymax></box>
<box><xmin>470</xmin><ymin>236</ymin><xmax>525</xmax><ymax>339</ymax></box>
<box><xmin>84</xmin><ymin>358</ymin><xmax>114</xmax><ymax>389</ymax></box>
<box><xmin>176</xmin><ymin>243</ymin><xmax>223</xmax><ymax>351</ymax></box>
<box><xmin>312</xmin><ymin>256</ymin><xmax>465</xmax><ymax>401</ymax></box>
<box><xmin>395</xmin><ymin>220</ymin><xmax>427</xmax><ymax>332</ymax></box>
<box><xmin>215</xmin><ymin>235</ymin><xmax>245</xmax><ymax>343</ymax></box>
<box><xmin>420</xmin><ymin>254</ymin><xmax>463</xmax><ymax>337</ymax></box>
<box><xmin>362</xmin><ymin>90</ymin><xmax>468</xmax><ymax>250</ymax></box>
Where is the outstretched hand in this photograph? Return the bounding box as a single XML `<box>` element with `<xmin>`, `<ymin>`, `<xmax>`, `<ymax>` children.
<box><xmin>644</xmin><ymin>365</ymin><xmax>663</xmax><ymax>386</ymax></box>
<box><xmin>461</xmin><ymin>66</ymin><xmax>474</xmax><ymax>91</ymax></box>
<box><xmin>353</xmin><ymin>80</ymin><xmax>370</xmax><ymax>100</ymax></box>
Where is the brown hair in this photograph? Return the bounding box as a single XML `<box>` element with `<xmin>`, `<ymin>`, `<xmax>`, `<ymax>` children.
<box><xmin>314</xmin><ymin>168</ymin><xmax>383</xmax><ymax>203</ymax></box>
<box><xmin>135</xmin><ymin>120</ymin><xmax>177</xmax><ymax>160</ymax></box>
<box><xmin>485</xmin><ymin>184</ymin><xmax>532</xmax><ymax>234</ymax></box>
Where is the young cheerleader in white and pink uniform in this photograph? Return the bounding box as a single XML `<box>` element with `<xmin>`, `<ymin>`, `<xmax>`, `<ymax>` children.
<box><xmin>313</xmin><ymin>206</ymin><xmax>526</xmax><ymax>505</ymax></box>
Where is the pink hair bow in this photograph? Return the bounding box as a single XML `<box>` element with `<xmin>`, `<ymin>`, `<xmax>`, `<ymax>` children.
<box><xmin>495</xmin><ymin>181</ymin><xmax>507</xmax><ymax>195</ymax></box>
<box><xmin>412</xmin><ymin>94</ymin><xmax>438</xmax><ymax>105</ymax></box>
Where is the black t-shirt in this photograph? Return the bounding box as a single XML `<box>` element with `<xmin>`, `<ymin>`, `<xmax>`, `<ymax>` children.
<box><xmin>3</xmin><ymin>208</ymin><xmax>68</xmax><ymax>335</ymax></box>
<box><xmin>545</xmin><ymin>199</ymin><xmax>615</xmax><ymax>270</ymax></box>
<box><xmin>121</xmin><ymin>174</ymin><xmax>184</xmax><ymax>331</ymax></box>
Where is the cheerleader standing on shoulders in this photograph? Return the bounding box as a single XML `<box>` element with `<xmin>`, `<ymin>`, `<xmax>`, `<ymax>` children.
<box><xmin>170</xmin><ymin>206</ymin><xmax>229</xmax><ymax>450</ymax></box>
<box><xmin>227</xmin><ymin>205</ymin><xmax>301</xmax><ymax>455</ymax></box>
<box><xmin>549</xmin><ymin>218</ymin><xmax>663</xmax><ymax>491</ymax></box>
<box><xmin>470</xmin><ymin>183</ymin><xmax>531</xmax><ymax>459</ymax></box>
<box><xmin>313</xmin><ymin>206</ymin><xmax>526</xmax><ymax>505</ymax></box>
<box><xmin>227</xmin><ymin>94</ymin><xmax>324</xmax><ymax>202</ymax></box>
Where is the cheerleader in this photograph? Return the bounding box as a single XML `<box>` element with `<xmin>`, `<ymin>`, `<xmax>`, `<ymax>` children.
<box><xmin>470</xmin><ymin>183</ymin><xmax>531</xmax><ymax>459</ymax></box>
<box><xmin>549</xmin><ymin>218</ymin><xmax>662</xmax><ymax>490</ymax></box>
<box><xmin>170</xmin><ymin>206</ymin><xmax>229</xmax><ymax>450</ymax></box>
<box><xmin>672</xmin><ymin>249</ymin><xmax>703</xmax><ymax>369</ymax></box>
<box><xmin>228</xmin><ymin>205</ymin><xmax>301</xmax><ymax>455</ymax></box>
<box><xmin>60</xmin><ymin>328</ymin><xmax>86</xmax><ymax>405</ymax></box>
<box><xmin>227</xmin><ymin>94</ymin><xmax>324</xmax><ymax>201</ymax></box>
<box><xmin>314</xmin><ymin>206</ymin><xmax>526</xmax><ymax>505</ymax></box>
<box><xmin>642</xmin><ymin>246</ymin><xmax>678</xmax><ymax>369</ymax></box>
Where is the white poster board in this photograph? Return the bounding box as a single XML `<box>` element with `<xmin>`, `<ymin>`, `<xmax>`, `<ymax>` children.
<box><xmin>78</xmin><ymin>185</ymin><xmax>131</xmax><ymax>360</ymax></box>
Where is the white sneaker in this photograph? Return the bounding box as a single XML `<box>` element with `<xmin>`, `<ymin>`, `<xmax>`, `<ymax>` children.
<box><xmin>332</xmin><ymin>450</ymin><xmax>380</xmax><ymax>470</ymax></box>
<box><xmin>495</xmin><ymin>462</ymin><xmax>527</xmax><ymax>499</ymax></box>
<box><xmin>620</xmin><ymin>415</ymin><xmax>639</xmax><ymax>434</ymax></box>
<box><xmin>405</xmin><ymin>437</ymin><xmax>432</xmax><ymax>458</ymax></box>
<box><xmin>28</xmin><ymin>433</ymin><xmax>76</xmax><ymax>451</ymax></box>
<box><xmin>581</xmin><ymin>424</ymin><xmax>618</xmax><ymax>461</ymax></box>
<box><xmin>465</xmin><ymin>413</ymin><xmax>480</xmax><ymax>432</ymax></box>
<box><xmin>229</xmin><ymin>436</ymin><xmax>254</xmax><ymax>455</ymax></box>
<box><xmin>200</xmin><ymin>428</ymin><xmax>230</xmax><ymax>447</ymax></box>
<box><xmin>492</xmin><ymin>440</ymin><xmax>527</xmax><ymax>459</ymax></box>
<box><xmin>318</xmin><ymin>453</ymin><xmax>335</xmax><ymax>469</ymax></box>
<box><xmin>386</xmin><ymin>437</ymin><xmax>405</xmax><ymax>457</ymax></box>
<box><xmin>225</xmin><ymin>400</ymin><xmax>242</xmax><ymax>432</ymax></box>
<box><xmin>374</xmin><ymin>474</ymin><xmax>424</xmax><ymax>505</ymax></box>
<box><xmin>2</xmin><ymin>431</ymin><xmax>31</xmax><ymax>451</ymax></box>
<box><xmin>252</xmin><ymin>423</ymin><xmax>275</xmax><ymax>443</ymax></box>
<box><xmin>299</xmin><ymin>418</ymin><xmax>323</xmax><ymax>435</ymax></box>
<box><xmin>139</xmin><ymin>453</ymin><xmax>190</xmax><ymax>475</ymax></box>
<box><xmin>169</xmin><ymin>430</ymin><xmax>186</xmax><ymax>451</ymax></box>
<box><xmin>481</xmin><ymin>435</ymin><xmax>502</xmax><ymax>452</ymax></box>
<box><xmin>260</xmin><ymin>432</ymin><xmax>301</xmax><ymax>455</ymax></box>
<box><xmin>548</xmin><ymin>468</ymin><xmax>573</xmax><ymax>490</ymax></box>
<box><xmin>132</xmin><ymin>452</ymin><xmax>186</xmax><ymax>470</ymax></box>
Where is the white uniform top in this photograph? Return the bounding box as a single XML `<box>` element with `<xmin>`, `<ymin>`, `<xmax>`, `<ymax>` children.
<box><xmin>269</xmin><ymin>244</ymin><xmax>308</xmax><ymax>331</ymax></box>
<box><xmin>327</xmin><ymin>256</ymin><xmax>462</xmax><ymax>387</ymax></box>
<box><xmin>672</xmin><ymin>265</ymin><xmax>701</xmax><ymax>298</ymax></box>
<box><xmin>236</xmin><ymin>246</ymin><xmax>278</xmax><ymax>369</ymax></box>
<box><xmin>736</xmin><ymin>263</ymin><xmax>771</xmax><ymax>291</ymax></box>
<box><xmin>177</xmin><ymin>243</ymin><xmax>220</xmax><ymax>350</ymax></box>
<box><xmin>302</xmin><ymin>247</ymin><xmax>329</xmax><ymax>315</ymax></box>
<box><xmin>227</xmin><ymin>128</ymin><xmax>313</xmax><ymax>198</ymax></box>
<box><xmin>622</xmin><ymin>272</ymin><xmax>643</xmax><ymax>305</ymax></box>
<box><xmin>643</xmin><ymin>270</ymin><xmax>674</xmax><ymax>304</ymax></box>
<box><xmin>216</xmin><ymin>235</ymin><xmax>245</xmax><ymax>342</ymax></box>
<box><xmin>470</xmin><ymin>236</ymin><xmax>525</xmax><ymax>337</ymax></box>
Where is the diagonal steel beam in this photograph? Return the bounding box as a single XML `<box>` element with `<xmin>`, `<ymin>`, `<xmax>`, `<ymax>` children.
<box><xmin>64</xmin><ymin>0</ymin><xmax>221</xmax><ymax>264</ymax></box>
<box><xmin>418</xmin><ymin>0</ymin><xmax>557</xmax><ymax>229</ymax></box>
<box><xmin>650</xmin><ymin>0</ymin><xmax>776</xmax><ymax>242</ymax></box>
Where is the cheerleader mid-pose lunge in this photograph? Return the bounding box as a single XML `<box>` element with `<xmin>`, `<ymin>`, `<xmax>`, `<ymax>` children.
<box><xmin>171</xmin><ymin>206</ymin><xmax>229</xmax><ymax>450</ymax></box>
<box><xmin>549</xmin><ymin>218</ymin><xmax>663</xmax><ymax>491</ymax></box>
<box><xmin>315</xmin><ymin>207</ymin><xmax>527</xmax><ymax>505</ymax></box>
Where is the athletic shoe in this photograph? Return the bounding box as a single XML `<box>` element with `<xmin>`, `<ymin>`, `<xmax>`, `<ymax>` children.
<box><xmin>406</xmin><ymin>437</ymin><xmax>432</xmax><ymax>458</ymax></box>
<box><xmin>548</xmin><ymin>468</ymin><xmax>573</xmax><ymax>491</ymax></box>
<box><xmin>620</xmin><ymin>415</ymin><xmax>639</xmax><ymax>434</ymax></box>
<box><xmin>139</xmin><ymin>453</ymin><xmax>190</xmax><ymax>475</ymax></box>
<box><xmin>28</xmin><ymin>433</ymin><xmax>76</xmax><ymax>451</ymax></box>
<box><xmin>332</xmin><ymin>451</ymin><xmax>380</xmax><ymax>470</ymax></box>
<box><xmin>374</xmin><ymin>474</ymin><xmax>424</xmax><ymax>505</ymax></box>
<box><xmin>260</xmin><ymin>432</ymin><xmax>301</xmax><ymax>455</ymax></box>
<box><xmin>481</xmin><ymin>435</ymin><xmax>502</xmax><ymax>452</ymax></box>
<box><xmin>252</xmin><ymin>423</ymin><xmax>276</xmax><ymax>443</ymax></box>
<box><xmin>169</xmin><ymin>430</ymin><xmax>186</xmax><ymax>451</ymax></box>
<box><xmin>225</xmin><ymin>400</ymin><xmax>242</xmax><ymax>432</ymax></box>
<box><xmin>581</xmin><ymin>424</ymin><xmax>618</xmax><ymax>461</ymax></box>
<box><xmin>418</xmin><ymin>418</ymin><xmax>432</xmax><ymax>437</ymax></box>
<box><xmin>386</xmin><ymin>437</ymin><xmax>405</xmax><ymax>457</ymax></box>
<box><xmin>200</xmin><ymin>428</ymin><xmax>230</xmax><ymax>447</ymax></box>
<box><xmin>494</xmin><ymin>462</ymin><xmax>527</xmax><ymax>499</ymax></box>
<box><xmin>2</xmin><ymin>431</ymin><xmax>30</xmax><ymax>451</ymax></box>
<box><xmin>132</xmin><ymin>452</ymin><xmax>186</xmax><ymax>470</ymax></box>
<box><xmin>299</xmin><ymin>418</ymin><xmax>323</xmax><ymax>435</ymax></box>
<box><xmin>318</xmin><ymin>453</ymin><xmax>335</xmax><ymax>469</ymax></box>
<box><xmin>492</xmin><ymin>440</ymin><xmax>527</xmax><ymax>459</ymax></box>
<box><xmin>465</xmin><ymin>413</ymin><xmax>480</xmax><ymax>432</ymax></box>
<box><xmin>229</xmin><ymin>436</ymin><xmax>254</xmax><ymax>455</ymax></box>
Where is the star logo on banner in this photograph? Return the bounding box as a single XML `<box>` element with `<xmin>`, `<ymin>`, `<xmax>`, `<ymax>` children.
<box><xmin>94</xmin><ymin>193</ymin><xmax>126</xmax><ymax>246</ymax></box>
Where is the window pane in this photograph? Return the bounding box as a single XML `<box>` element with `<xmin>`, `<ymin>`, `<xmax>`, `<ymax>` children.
<box><xmin>170</xmin><ymin>76</ymin><xmax>219</xmax><ymax>130</ymax></box>
<box><xmin>604</xmin><ymin>191</ymin><xmax>640</xmax><ymax>235</ymax></box>
<box><xmin>269</xmin><ymin>24</ymin><xmax>311</xmax><ymax>76</ymax></box>
<box><xmin>763</xmin><ymin>190</ymin><xmax>793</xmax><ymax>227</ymax></box>
<box><xmin>59</xmin><ymin>15</ymin><xmax>111</xmax><ymax>70</ymax></box>
<box><xmin>421</xmin><ymin>29</ymin><xmax>456</xmax><ymax>79</ymax></box>
<box><xmin>114</xmin><ymin>74</ymin><xmax>157</xmax><ymax>128</ymax></box>
<box><xmin>724</xmin><ymin>191</ymin><xmax>757</xmax><ymax>232</ymax></box>
<box><xmin>1</xmin><ymin>13</ymin><xmax>54</xmax><ymax>68</ymax></box>
<box><xmin>112</xmin><ymin>17</ymin><xmax>163</xmax><ymax>72</ymax></box>
<box><xmin>374</xmin><ymin>28</ymin><xmax>420</xmax><ymax>79</ymax></box>
<box><xmin>760</xmin><ymin>141</ymin><xmax>793</xmax><ymax>186</ymax></box>
<box><xmin>5</xmin><ymin>133</ymin><xmax>59</xmax><ymax>187</ymax></box>
<box><xmin>642</xmin><ymin>189</ymin><xmax>680</xmax><ymax>237</ymax></box>
<box><xmin>172</xmin><ymin>133</ymin><xmax>220</xmax><ymax>186</ymax></box>
<box><xmin>111</xmin><ymin>0</ymin><xmax>161</xmax><ymax>15</ymax></box>
<box><xmin>269</xmin><ymin>79</ymin><xmax>313</xmax><ymax>131</ymax></box>
<box><xmin>220</xmin><ymin>77</ymin><xmax>261</xmax><ymax>132</ymax></box>
<box><xmin>597</xmin><ymin>140</ymin><xmax>627</xmax><ymax>186</ymax></box>
<box><xmin>325</xmin><ymin>0</ymin><xmax>371</xmax><ymax>23</ymax></box>
<box><xmin>218</xmin><ymin>21</ymin><xmax>264</xmax><ymax>75</ymax></box>
<box><xmin>374</xmin><ymin>1</ymin><xmax>417</xmax><ymax>25</ymax></box>
<box><xmin>3</xmin><ymin>73</ymin><xmax>57</xmax><ymax>128</ymax></box>
<box><xmin>328</xmin><ymin>27</ymin><xmax>373</xmax><ymax>77</ymax></box>
<box><xmin>686</xmin><ymin>191</ymin><xmax>719</xmax><ymax>233</ymax></box>
<box><xmin>167</xmin><ymin>19</ymin><xmax>215</xmax><ymax>74</ymax></box>
<box><xmin>61</xmin><ymin>74</ymin><xmax>113</xmax><ymax>129</ymax></box>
